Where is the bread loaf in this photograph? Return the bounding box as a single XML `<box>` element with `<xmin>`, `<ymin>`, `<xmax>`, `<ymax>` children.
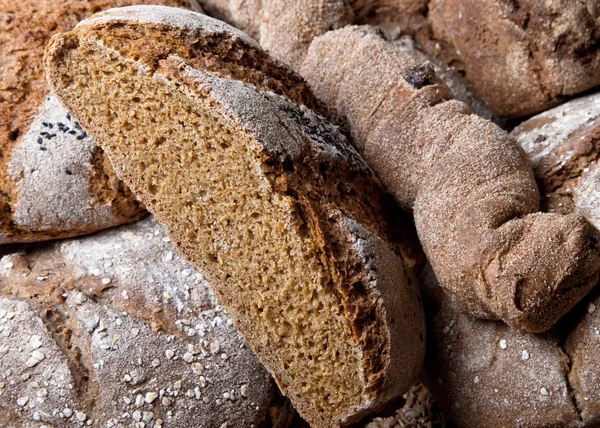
<box><xmin>300</xmin><ymin>25</ymin><xmax>600</xmax><ymax>332</ymax></box>
<box><xmin>0</xmin><ymin>0</ymin><xmax>204</xmax><ymax>243</ymax></box>
<box><xmin>422</xmin><ymin>264</ymin><xmax>582</xmax><ymax>428</ymax></box>
<box><xmin>45</xmin><ymin>7</ymin><xmax>426</xmax><ymax>427</ymax></box>
<box><xmin>424</xmin><ymin>91</ymin><xmax>600</xmax><ymax>427</ymax></box>
<box><xmin>0</xmin><ymin>216</ymin><xmax>275</xmax><ymax>427</ymax></box>
<box><xmin>424</xmin><ymin>0</ymin><xmax>600</xmax><ymax>118</ymax></box>
<box><xmin>197</xmin><ymin>0</ymin><xmax>352</xmax><ymax>69</ymax></box>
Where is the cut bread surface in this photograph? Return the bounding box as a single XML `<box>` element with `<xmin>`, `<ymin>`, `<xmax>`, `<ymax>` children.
<box><xmin>45</xmin><ymin>7</ymin><xmax>425</xmax><ymax>427</ymax></box>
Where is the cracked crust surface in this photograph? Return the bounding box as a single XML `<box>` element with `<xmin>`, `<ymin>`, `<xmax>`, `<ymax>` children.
<box><xmin>0</xmin><ymin>216</ymin><xmax>274</xmax><ymax>427</ymax></box>
<box><xmin>513</xmin><ymin>92</ymin><xmax>600</xmax><ymax>230</ymax></box>
<box><xmin>424</xmin><ymin>0</ymin><xmax>600</xmax><ymax>118</ymax></box>
<box><xmin>0</xmin><ymin>0</ymin><xmax>204</xmax><ymax>243</ymax></box>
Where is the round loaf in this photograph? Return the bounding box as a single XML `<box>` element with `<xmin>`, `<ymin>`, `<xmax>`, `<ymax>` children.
<box><xmin>45</xmin><ymin>6</ymin><xmax>426</xmax><ymax>427</ymax></box>
<box><xmin>0</xmin><ymin>0</ymin><xmax>203</xmax><ymax>243</ymax></box>
<box><xmin>0</xmin><ymin>216</ymin><xmax>274</xmax><ymax>427</ymax></box>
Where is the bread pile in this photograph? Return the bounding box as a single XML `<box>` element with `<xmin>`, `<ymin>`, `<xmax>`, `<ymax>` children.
<box><xmin>1</xmin><ymin>0</ymin><xmax>599</xmax><ymax>426</ymax></box>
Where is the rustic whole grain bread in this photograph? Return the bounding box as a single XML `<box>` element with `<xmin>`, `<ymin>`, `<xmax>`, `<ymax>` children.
<box><xmin>424</xmin><ymin>0</ymin><xmax>600</xmax><ymax>118</ymax></box>
<box><xmin>422</xmin><ymin>263</ymin><xmax>583</xmax><ymax>428</ymax></box>
<box><xmin>45</xmin><ymin>7</ymin><xmax>426</xmax><ymax>427</ymax></box>
<box><xmin>198</xmin><ymin>0</ymin><xmax>353</xmax><ymax>68</ymax></box>
<box><xmin>0</xmin><ymin>216</ymin><xmax>276</xmax><ymax>428</ymax></box>
<box><xmin>0</xmin><ymin>0</ymin><xmax>203</xmax><ymax>243</ymax></box>
<box><xmin>300</xmin><ymin>25</ymin><xmax>600</xmax><ymax>333</ymax></box>
<box><xmin>423</xmin><ymin>92</ymin><xmax>600</xmax><ymax>428</ymax></box>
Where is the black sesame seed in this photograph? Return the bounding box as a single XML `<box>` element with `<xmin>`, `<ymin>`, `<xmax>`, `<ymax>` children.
<box><xmin>63</xmin><ymin>127</ymin><xmax>70</xmax><ymax>133</ymax></box>
<box><xmin>77</xmin><ymin>135</ymin><xmax>85</xmax><ymax>140</ymax></box>
<box><xmin>40</xmin><ymin>132</ymin><xmax>49</xmax><ymax>137</ymax></box>
<box><xmin>68</xmin><ymin>130</ymin><xmax>76</xmax><ymax>135</ymax></box>
<box><xmin>42</xmin><ymin>122</ymin><xmax>49</xmax><ymax>127</ymax></box>
<box><xmin>74</xmin><ymin>122</ymin><xmax>81</xmax><ymax>130</ymax></box>
<box><xmin>65</xmin><ymin>169</ymin><xmax>72</xmax><ymax>175</ymax></box>
<box><xmin>82</xmin><ymin>132</ymin><xmax>88</xmax><ymax>138</ymax></box>
<box><xmin>48</xmin><ymin>123</ymin><xmax>54</xmax><ymax>129</ymax></box>
<box><xmin>50</xmin><ymin>134</ymin><xmax>57</xmax><ymax>139</ymax></box>
<box><xmin>57</xmin><ymin>122</ymin><xmax>65</xmax><ymax>128</ymax></box>
<box><xmin>40</xmin><ymin>147</ymin><xmax>47</xmax><ymax>151</ymax></box>
<box><xmin>37</xmin><ymin>137</ymin><xmax>43</xmax><ymax>144</ymax></box>
<box><xmin>66</xmin><ymin>113</ymin><xmax>71</xmax><ymax>121</ymax></box>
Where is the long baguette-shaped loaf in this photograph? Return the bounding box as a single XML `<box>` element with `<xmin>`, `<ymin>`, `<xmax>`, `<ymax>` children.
<box><xmin>44</xmin><ymin>7</ymin><xmax>426</xmax><ymax>427</ymax></box>
<box><xmin>300</xmin><ymin>26</ymin><xmax>600</xmax><ymax>332</ymax></box>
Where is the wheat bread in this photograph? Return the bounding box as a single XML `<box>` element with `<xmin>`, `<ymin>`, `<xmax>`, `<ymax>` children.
<box><xmin>44</xmin><ymin>7</ymin><xmax>426</xmax><ymax>427</ymax></box>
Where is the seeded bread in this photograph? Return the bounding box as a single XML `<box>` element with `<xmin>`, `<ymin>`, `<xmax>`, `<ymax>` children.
<box><xmin>0</xmin><ymin>216</ymin><xmax>275</xmax><ymax>427</ymax></box>
<box><xmin>300</xmin><ymin>25</ymin><xmax>600</xmax><ymax>332</ymax></box>
<box><xmin>0</xmin><ymin>0</ymin><xmax>205</xmax><ymax>243</ymax></box>
<box><xmin>423</xmin><ymin>0</ymin><xmax>600</xmax><ymax>118</ymax></box>
<box><xmin>45</xmin><ymin>6</ymin><xmax>426</xmax><ymax>427</ymax></box>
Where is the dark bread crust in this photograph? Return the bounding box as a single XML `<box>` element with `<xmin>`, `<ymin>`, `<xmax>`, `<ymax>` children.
<box><xmin>300</xmin><ymin>25</ymin><xmax>600</xmax><ymax>332</ymax></box>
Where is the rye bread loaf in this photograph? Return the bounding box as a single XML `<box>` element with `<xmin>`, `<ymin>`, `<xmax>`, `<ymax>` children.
<box><xmin>44</xmin><ymin>7</ymin><xmax>426</xmax><ymax>427</ymax></box>
<box><xmin>422</xmin><ymin>263</ymin><xmax>582</xmax><ymax>428</ymax></box>
<box><xmin>300</xmin><ymin>25</ymin><xmax>600</xmax><ymax>333</ymax></box>
<box><xmin>423</xmin><ymin>92</ymin><xmax>600</xmax><ymax>428</ymax></box>
<box><xmin>0</xmin><ymin>216</ymin><xmax>276</xmax><ymax>428</ymax></box>
<box><xmin>0</xmin><ymin>0</ymin><xmax>203</xmax><ymax>243</ymax></box>
<box><xmin>424</xmin><ymin>0</ymin><xmax>600</xmax><ymax>118</ymax></box>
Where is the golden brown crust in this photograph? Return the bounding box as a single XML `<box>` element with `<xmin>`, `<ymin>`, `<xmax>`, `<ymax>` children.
<box><xmin>300</xmin><ymin>25</ymin><xmax>600</xmax><ymax>332</ymax></box>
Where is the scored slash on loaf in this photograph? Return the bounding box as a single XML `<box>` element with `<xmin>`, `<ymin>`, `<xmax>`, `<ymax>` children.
<box><xmin>44</xmin><ymin>6</ymin><xmax>426</xmax><ymax>427</ymax></box>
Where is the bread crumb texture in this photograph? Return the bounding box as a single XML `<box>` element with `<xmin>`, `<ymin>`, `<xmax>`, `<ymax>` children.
<box><xmin>0</xmin><ymin>216</ymin><xmax>274</xmax><ymax>427</ymax></box>
<box><xmin>45</xmin><ymin>6</ymin><xmax>425</xmax><ymax>427</ymax></box>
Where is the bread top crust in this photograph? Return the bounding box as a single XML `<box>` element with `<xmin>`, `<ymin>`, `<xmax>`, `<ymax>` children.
<box><xmin>513</xmin><ymin>92</ymin><xmax>600</xmax><ymax>229</ymax></box>
<box><xmin>0</xmin><ymin>216</ymin><xmax>274</xmax><ymax>427</ymax></box>
<box><xmin>79</xmin><ymin>4</ymin><xmax>261</xmax><ymax>49</ymax></box>
<box><xmin>425</xmin><ymin>0</ymin><xmax>600</xmax><ymax>118</ymax></box>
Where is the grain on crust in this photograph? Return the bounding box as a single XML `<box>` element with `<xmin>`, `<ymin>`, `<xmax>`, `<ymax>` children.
<box><xmin>421</xmin><ymin>264</ymin><xmax>582</xmax><ymax>428</ymax></box>
<box><xmin>0</xmin><ymin>0</ymin><xmax>201</xmax><ymax>243</ymax></box>
<box><xmin>45</xmin><ymin>6</ymin><xmax>426</xmax><ymax>427</ymax></box>
<box><xmin>0</xmin><ymin>216</ymin><xmax>273</xmax><ymax>427</ymax></box>
<box><xmin>300</xmin><ymin>25</ymin><xmax>600</xmax><ymax>332</ymax></box>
